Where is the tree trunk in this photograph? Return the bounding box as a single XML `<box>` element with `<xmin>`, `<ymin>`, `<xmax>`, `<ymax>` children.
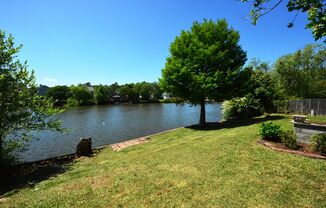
<box><xmin>0</xmin><ymin>134</ymin><xmax>2</xmax><ymax>166</ymax></box>
<box><xmin>199</xmin><ymin>101</ymin><xmax>206</xmax><ymax>126</ymax></box>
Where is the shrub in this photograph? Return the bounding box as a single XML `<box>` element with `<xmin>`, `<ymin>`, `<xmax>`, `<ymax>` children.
<box><xmin>258</xmin><ymin>122</ymin><xmax>282</xmax><ymax>141</ymax></box>
<box><xmin>66</xmin><ymin>98</ymin><xmax>80</xmax><ymax>106</ymax></box>
<box><xmin>222</xmin><ymin>95</ymin><xmax>263</xmax><ymax>119</ymax></box>
<box><xmin>281</xmin><ymin>130</ymin><xmax>298</xmax><ymax>149</ymax></box>
<box><xmin>311</xmin><ymin>134</ymin><xmax>326</xmax><ymax>154</ymax></box>
<box><xmin>0</xmin><ymin>140</ymin><xmax>19</xmax><ymax>168</ymax></box>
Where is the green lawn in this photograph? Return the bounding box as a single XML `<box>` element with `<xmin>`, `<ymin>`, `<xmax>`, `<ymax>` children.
<box><xmin>1</xmin><ymin>115</ymin><xmax>326</xmax><ymax>208</ymax></box>
<box><xmin>307</xmin><ymin>115</ymin><xmax>326</xmax><ymax>123</ymax></box>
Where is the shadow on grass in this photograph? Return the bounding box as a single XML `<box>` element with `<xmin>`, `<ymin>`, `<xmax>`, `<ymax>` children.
<box><xmin>0</xmin><ymin>154</ymin><xmax>77</xmax><ymax>196</ymax></box>
<box><xmin>186</xmin><ymin>115</ymin><xmax>287</xmax><ymax>131</ymax></box>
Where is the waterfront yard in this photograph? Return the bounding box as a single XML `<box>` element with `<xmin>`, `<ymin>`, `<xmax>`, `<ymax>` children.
<box><xmin>1</xmin><ymin>115</ymin><xmax>326</xmax><ymax>207</ymax></box>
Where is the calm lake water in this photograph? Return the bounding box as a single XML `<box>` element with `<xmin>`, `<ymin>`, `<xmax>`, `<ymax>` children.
<box><xmin>21</xmin><ymin>103</ymin><xmax>221</xmax><ymax>162</ymax></box>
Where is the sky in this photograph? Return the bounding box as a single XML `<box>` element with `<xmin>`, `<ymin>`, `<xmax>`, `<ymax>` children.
<box><xmin>0</xmin><ymin>0</ymin><xmax>323</xmax><ymax>86</ymax></box>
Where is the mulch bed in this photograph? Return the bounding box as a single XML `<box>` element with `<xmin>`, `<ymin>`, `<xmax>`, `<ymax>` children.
<box><xmin>258</xmin><ymin>140</ymin><xmax>326</xmax><ymax>160</ymax></box>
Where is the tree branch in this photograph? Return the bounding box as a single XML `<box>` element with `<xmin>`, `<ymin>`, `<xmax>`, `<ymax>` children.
<box><xmin>258</xmin><ymin>0</ymin><xmax>284</xmax><ymax>18</ymax></box>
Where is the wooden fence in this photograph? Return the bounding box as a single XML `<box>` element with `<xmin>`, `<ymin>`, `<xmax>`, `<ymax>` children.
<box><xmin>277</xmin><ymin>99</ymin><xmax>326</xmax><ymax>115</ymax></box>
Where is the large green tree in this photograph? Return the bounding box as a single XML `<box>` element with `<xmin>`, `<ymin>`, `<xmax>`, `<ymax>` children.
<box><xmin>240</xmin><ymin>0</ymin><xmax>325</xmax><ymax>41</ymax></box>
<box><xmin>0</xmin><ymin>31</ymin><xmax>63</xmax><ymax>166</ymax></box>
<box><xmin>160</xmin><ymin>19</ymin><xmax>247</xmax><ymax>126</ymax></box>
<box><xmin>273</xmin><ymin>44</ymin><xmax>326</xmax><ymax>98</ymax></box>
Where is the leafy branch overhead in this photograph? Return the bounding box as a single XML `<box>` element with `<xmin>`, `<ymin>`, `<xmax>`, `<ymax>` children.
<box><xmin>241</xmin><ymin>0</ymin><xmax>326</xmax><ymax>41</ymax></box>
<box><xmin>0</xmin><ymin>31</ymin><xmax>65</xmax><ymax>166</ymax></box>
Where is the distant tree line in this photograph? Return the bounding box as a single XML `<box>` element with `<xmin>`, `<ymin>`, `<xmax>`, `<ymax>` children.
<box><xmin>44</xmin><ymin>82</ymin><xmax>163</xmax><ymax>106</ymax></box>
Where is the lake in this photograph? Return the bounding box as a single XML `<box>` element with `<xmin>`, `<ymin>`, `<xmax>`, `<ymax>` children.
<box><xmin>21</xmin><ymin>103</ymin><xmax>222</xmax><ymax>162</ymax></box>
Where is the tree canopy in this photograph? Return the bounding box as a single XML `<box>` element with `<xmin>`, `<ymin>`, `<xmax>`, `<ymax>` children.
<box><xmin>240</xmin><ymin>0</ymin><xmax>326</xmax><ymax>41</ymax></box>
<box><xmin>273</xmin><ymin>44</ymin><xmax>326</xmax><ymax>98</ymax></box>
<box><xmin>245</xmin><ymin>60</ymin><xmax>279</xmax><ymax>112</ymax></box>
<box><xmin>94</xmin><ymin>84</ymin><xmax>109</xmax><ymax>105</ymax></box>
<box><xmin>0</xmin><ymin>31</ymin><xmax>63</xmax><ymax>166</ymax></box>
<box><xmin>160</xmin><ymin>19</ymin><xmax>247</xmax><ymax>126</ymax></box>
<box><xmin>69</xmin><ymin>84</ymin><xmax>94</xmax><ymax>106</ymax></box>
<box><xmin>46</xmin><ymin>85</ymin><xmax>71</xmax><ymax>106</ymax></box>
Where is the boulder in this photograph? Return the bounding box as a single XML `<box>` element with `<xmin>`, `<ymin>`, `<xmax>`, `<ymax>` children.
<box><xmin>76</xmin><ymin>137</ymin><xmax>92</xmax><ymax>156</ymax></box>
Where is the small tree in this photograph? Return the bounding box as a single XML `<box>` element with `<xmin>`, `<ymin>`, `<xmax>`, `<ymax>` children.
<box><xmin>246</xmin><ymin>60</ymin><xmax>279</xmax><ymax>112</ymax></box>
<box><xmin>119</xmin><ymin>84</ymin><xmax>139</xmax><ymax>103</ymax></box>
<box><xmin>94</xmin><ymin>85</ymin><xmax>109</xmax><ymax>104</ymax></box>
<box><xmin>160</xmin><ymin>19</ymin><xmax>247</xmax><ymax>126</ymax></box>
<box><xmin>136</xmin><ymin>82</ymin><xmax>155</xmax><ymax>100</ymax></box>
<box><xmin>0</xmin><ymin>31</ymin><xmax>63</xmax><ymax>166</ymax></box>
<box><xmin>45</xmin><ymin>85</ymin><xmax>71</xmax><ymax>106</ymax></box>
<box><xmin>69</xmin><ymin>85</ymin><xmax>94</xmax><ymax>106</ymax></box>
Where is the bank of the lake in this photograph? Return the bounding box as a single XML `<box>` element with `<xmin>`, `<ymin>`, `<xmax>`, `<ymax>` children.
<box><xmin>2</xmin><ymin>115</ymin><xmax>326</xmax><ymax>207</ymax></box>
<box><xmin>22</xmin><ymin>103</ymin><xmax>221</xmax><ymax>162</ymax></box>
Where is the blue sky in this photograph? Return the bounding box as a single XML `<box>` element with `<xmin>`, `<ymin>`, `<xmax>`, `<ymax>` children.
<box><xmin>0</xmin><ymin>0</ymin><xmax>322</xmax><ymax>86</ymax></box>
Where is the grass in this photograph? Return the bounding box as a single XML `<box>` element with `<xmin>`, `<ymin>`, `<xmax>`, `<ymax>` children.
<box><xmin>307</xmin><ymin>115</ymin><xmax>326</xmax><ymax>123</ymax></box>
<box><xmin>1</xmin><ymin>115</ymin><xmax>326</xmax><ymax>207</ymax></box>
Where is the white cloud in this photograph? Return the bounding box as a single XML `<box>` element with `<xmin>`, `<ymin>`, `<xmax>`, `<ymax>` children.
<box><xmin>44</xmin><ymin>77</ymin><xmax>57</xmax><ymax>82</ymax></box>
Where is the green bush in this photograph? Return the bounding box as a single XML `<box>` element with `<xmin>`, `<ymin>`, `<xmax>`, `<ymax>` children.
<box><xmin>311</xmin><ymin>134</ymin><xmax>326</xmax><ymax>154</ymax></box>
<box><xmin>281</xmin><ymin>130</ymin><xmax>298</xmax><ymax>149</ymax></box>
<box><xmin>66</xmin><ymin>98</ymin><xmax>80</xmax><ymax>106</ymax></box>
<box><xmin>258</xmin><ymin>122</ymin><xmax>282</xmax><ymax>141</ymax></box>
<box><xmin>222</xmin><ymin>95</ymin><xmax>263</xmax><ymax>119</ymax></box>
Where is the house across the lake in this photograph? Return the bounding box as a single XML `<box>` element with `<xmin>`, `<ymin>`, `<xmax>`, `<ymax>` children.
<box><xmin>162</xmin><ymin>92</ymin><xmax>171</xmax><ymax>99</ymax></box>
<box><xmin>112</xmin><ymin>95</ymin><xmax>121</xmax><ymax>102</ymax></box>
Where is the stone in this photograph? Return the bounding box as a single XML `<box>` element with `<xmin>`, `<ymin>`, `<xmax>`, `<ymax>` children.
<box><xmin>76</xmin><ymin>137</ymin><xmax>92</xmax><ymax>156</ymax></box>
<box><xmin>293</xmin><ymin>122</ymin><xmax>326</xmax><ymax>144</ymax></box>
<box><xmin>292</xmin><ymin>115</ymin><xmax>307</xmax><ymax>123</ymax></box>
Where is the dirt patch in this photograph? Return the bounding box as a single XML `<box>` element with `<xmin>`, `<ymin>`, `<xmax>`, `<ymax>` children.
<box><xmin>258</xmin><ymin>140</ymin><xmax>326</xmax><ymax>160</ymax></box>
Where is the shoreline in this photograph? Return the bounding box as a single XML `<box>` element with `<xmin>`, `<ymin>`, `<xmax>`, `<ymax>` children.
<box><xmin>1</xmin><ymin>127</ymin><xmax>185</xmax><ymax>193</ymax></box>
<box><xmin>18</xmin><ymin>127</ymin><xmax>184</xmax><ymax>166</ymax></box>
